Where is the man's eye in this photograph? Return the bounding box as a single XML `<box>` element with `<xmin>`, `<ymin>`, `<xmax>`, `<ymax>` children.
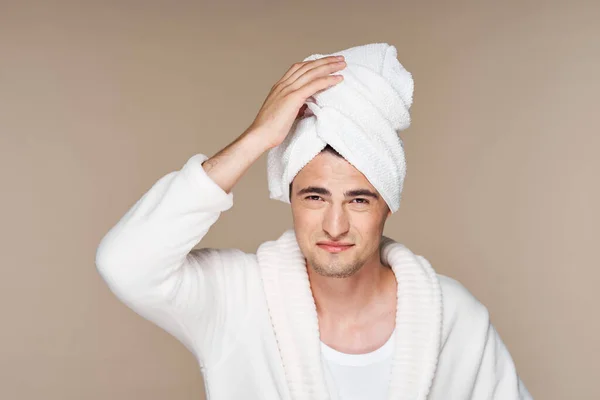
<box><xmin>306</xmin><ymin>195</ymin><xmax>322</xmax><ymax>201</ymax></box>
<box><xmin>352</xmin><ymin>198</ymin><xmax>369</xmax><ymax>204</ymax></box>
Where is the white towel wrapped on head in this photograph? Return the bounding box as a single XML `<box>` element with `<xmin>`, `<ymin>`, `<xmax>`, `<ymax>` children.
<box><xmin>267</xmin><ymin>42</ymin><xmax>414</xmax><ymax>213</ymax></box>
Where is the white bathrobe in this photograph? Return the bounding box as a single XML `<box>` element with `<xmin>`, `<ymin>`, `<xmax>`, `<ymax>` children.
<box><xmin>95</xmin><ymin>153</ymin><xmax>533</xmax><ymax>400</ymax></box>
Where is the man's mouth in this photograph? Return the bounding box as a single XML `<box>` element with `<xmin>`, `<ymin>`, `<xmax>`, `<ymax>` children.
<box><xmin>316</xmin><ymin>242</ymin><xmax>354</xmax><ymax>253</ymax></box>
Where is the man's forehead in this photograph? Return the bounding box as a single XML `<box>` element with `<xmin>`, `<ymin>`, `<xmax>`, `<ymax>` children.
<box><xmin>294</xmin><ymin>169</ymin><xmax>380</xmax><ymax>196</ymax></box>
<box><xmin>290</xmin><ymin>151</ymin><xmax>382</xmax><ymax>196</ymax></box>
<box><xmin>297</xmin><ymin>152</ymin><xmax>369</xmax><ymax>181</ymax></box>
<box><xmin>295</xmin><ymin>175</ymin><xmax>377</xmax><ymax>191</ymax></box>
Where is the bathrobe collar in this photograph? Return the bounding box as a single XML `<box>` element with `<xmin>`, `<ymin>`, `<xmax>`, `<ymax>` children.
<box><xmin>257</xmin><ymin>229</ymin><xmax>443</xmax><ymax>400</ymax></box>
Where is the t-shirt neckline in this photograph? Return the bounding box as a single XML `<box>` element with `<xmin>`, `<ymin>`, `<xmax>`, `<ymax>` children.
<box><xmin>320</xmin><ymin>329</ymin><xmax>396</xmax><ymax>367</ymax></box>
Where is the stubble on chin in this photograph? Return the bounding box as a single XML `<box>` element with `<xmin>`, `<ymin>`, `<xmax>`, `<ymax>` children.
<box><xmin>307</xmin><ymin>253</ymin><xmax>364</xmax><ymax>279</ymax></box>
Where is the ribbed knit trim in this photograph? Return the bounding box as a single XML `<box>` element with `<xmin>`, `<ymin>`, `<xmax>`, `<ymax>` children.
<box><xmin>256</xmin><ymin>230</ymin><xmax>329</xmax><ymax>400</ymax></box>
<box><xmin>380</xmin><ymin>237</ymin><xmax>443</xmax><ymax>400</ymax></box>
<box><xmin>256</xmin><ymin>230</ymin><xmax>442</xmax><ymax>400</ymax></box>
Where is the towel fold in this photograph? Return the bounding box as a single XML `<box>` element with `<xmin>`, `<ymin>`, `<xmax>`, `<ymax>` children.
<box><xmin>267</xmin><ymin>42</ymin><xmax>414</xmax><ymax>213</ymax></box>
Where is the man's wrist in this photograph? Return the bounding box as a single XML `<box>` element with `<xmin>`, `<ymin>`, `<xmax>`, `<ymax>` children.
<box><xmin>241</xmin><ymin>126</ymin><xmax>276</xmax><ymax>155</ymax></box>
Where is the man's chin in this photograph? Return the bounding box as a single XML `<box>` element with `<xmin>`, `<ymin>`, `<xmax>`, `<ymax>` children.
<box><xmin>307</xmin><ymin>256</ymin><xmax>362</xmax><ymax>279</ymax></box>
<box><xmin>313</xmin><ymin>265</ymin><xmax>360</xmax><ymax>279</ymax></box>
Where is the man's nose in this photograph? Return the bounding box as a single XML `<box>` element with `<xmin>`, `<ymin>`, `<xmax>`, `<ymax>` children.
<box><xmin>322</xmin><ymin>204</ymin><xmax>350</xmax><ymax>239</ymax></box>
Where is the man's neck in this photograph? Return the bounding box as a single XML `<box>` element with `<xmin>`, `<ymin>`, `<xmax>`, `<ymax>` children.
<box><xmin>307</xmin><ymin>257</ymin><xmax>397</xmax><ymax>331</ymax></box>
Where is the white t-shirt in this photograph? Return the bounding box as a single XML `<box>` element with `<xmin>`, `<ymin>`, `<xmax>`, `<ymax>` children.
<box><xmin>321</xmin><ymin>331</ymin><xmax>395</xmax><ymax>400</ymax></box>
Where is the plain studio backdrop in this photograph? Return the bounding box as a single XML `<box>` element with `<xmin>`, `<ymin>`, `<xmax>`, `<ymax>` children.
<box><xmin>1</xmin><ymin>1</ymin><xmax>598</xmax><ymax>399</ymax></box>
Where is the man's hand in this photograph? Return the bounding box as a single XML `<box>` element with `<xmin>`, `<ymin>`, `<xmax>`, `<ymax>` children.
<box><xmin>202</xmin><ymin>55</ymin><xmax>345</xmax><ymax>194</ymax></box>
<box><xmin>248</xmin><ymin>55</ymin><xmax>346</xmax><ymax>150</ymax></box>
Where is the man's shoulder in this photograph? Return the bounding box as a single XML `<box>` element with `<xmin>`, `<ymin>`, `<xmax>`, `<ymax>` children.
<box><xmin>436</xmin><ymin>274</ymin><xmax>490</xmax><ymax>340</ymax></box>
<box><xmin>437</xmin><ymin>274</ymin><xmax>483</xmax><ymax>307</ymax></box>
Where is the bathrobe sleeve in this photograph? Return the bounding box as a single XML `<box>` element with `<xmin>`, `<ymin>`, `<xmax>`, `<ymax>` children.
<box><xmin>95</xmin><ymin>153</ymin><xmax>257</xmax><ymax>367</ymax></box>
<box><xmin>429</xmin><ymin>275</ymin><xmax>534</xmax><ymax>399</ymax></box>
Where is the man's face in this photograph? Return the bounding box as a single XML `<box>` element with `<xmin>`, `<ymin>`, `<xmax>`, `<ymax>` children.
<box><xmin>290</xmin><ymin>152</ymin><xmax>391</xmax><ymax>278</ymax></box>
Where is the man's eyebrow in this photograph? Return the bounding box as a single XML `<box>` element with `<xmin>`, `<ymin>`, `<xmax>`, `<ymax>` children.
<box><xmin>344</xmin><ymin>189</ymin><xmax>379</xmax><ymax>199</ymax></box>
<box><xmin>295</xmin><ymin>186</ymin><xmax>379</xmax><ymax>199</ymax></box>
<box><xmin>296</xmin><ymin>186</ymin><xmax>331</xmax><ymax>196</ymax></box>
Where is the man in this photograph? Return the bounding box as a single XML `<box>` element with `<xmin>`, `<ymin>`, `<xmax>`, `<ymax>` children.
<box><xmin>96</xmin><ymin>43</ymin><xmax>532</xmax><ymax>399</ymax></box>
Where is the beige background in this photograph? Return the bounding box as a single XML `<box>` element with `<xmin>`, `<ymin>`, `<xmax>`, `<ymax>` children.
<box><xmin>1</xmin><ymin>1</ymin><xmax>599</xmax><ymax>399</ymax></box>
